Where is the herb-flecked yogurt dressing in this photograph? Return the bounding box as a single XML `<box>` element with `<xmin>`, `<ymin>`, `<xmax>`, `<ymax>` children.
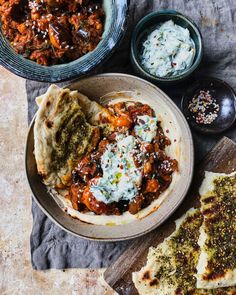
<box><xmin>90</xmin><ymin>115</ymin><xmax>158</xmax><ymax>204</ymax></box>
<box><xmin>141</xmin><ymin>20</ymin><xmax>195</xmax><ymax>78</ymax></box>
<box><xmin>90</xmin><ymin>134</ymin><xmax>143</xmax><ymax>204</ymax></box>
<box><xmin>134</xmin><ymin>115</ymin><xmax>158</xmax><ymax>142</ymax></box>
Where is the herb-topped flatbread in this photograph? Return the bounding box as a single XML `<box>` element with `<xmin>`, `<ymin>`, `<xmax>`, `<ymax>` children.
<box><xmin>34</xmin><ymin>84</ymin><xmax>107</xmax><ymax>189</ymax></box>
<box><xmin>132</xmin><ymin>207</ymin><xmax>235</xmax><ymax>294</ymax></box>
<box><xmin>132</xmin><ymin>208</ymin><xmax>203</xmax><ymax>294</ymax></box>
<box><xmin>132</xmin><ymin>171</ymin><xmax>236</xmax><ymax>294</ymax></box>
<box><xmin>196</xmin><ymin>171</ymin><xmax>236</xmax><ymax>289</ymax></box>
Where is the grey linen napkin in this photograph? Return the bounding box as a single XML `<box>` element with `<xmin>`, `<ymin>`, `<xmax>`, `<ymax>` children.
<box><xmin>28</xmin><ymin>0</ymin><xmax>236</xmax><ymax>269</ymax></box>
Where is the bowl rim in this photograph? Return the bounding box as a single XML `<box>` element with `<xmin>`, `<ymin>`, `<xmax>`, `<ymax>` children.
<box><xmin>25</xmin><ymin>73</ymin><xmax>194</xmax><ymax>241</ymax></box>
<box><xmin>130</xmin><ymin>9</ymin><xmax>203</xmax><ymax>83</ymax></box>
<box><xmin>181</xmin><ymin>76</ymin><xmax>236</xmax><ymax>134</ymax></box>
<box><xmin>0</xmin><ymin>0</ymin><xmax>128</xmax><ymax>82</ymax></box>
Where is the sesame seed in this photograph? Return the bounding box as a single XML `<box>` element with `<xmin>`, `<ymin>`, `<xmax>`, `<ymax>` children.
<box><xmin>188</xmin><ymin>90</ymin><xmax>220</xmax><ymax>125</ymax></box>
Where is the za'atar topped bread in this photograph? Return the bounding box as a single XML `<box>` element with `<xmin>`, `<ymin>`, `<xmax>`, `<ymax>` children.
<box><xmin>132</xmin><ymin>171</ymin><xmax>236</xmax><ymax>294</ymax></box>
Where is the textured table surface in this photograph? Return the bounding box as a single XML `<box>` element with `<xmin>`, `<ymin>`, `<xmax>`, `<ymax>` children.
<box><xmin>0</xmin><ymin>66</ymin><xmax>115</xmax><ymax>294</ymax></box>
<box><xmin>1</xmin><ymin>0</ymin><xmax>236</xmax><ymax>292</ymax></box>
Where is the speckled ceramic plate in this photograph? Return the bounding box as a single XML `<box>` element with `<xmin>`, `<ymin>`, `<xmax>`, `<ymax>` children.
<box><xmin>0</xmin><ymin>1</ymin><xmax>128</xmax><ymax>82</ymax></box>
<box><xmin>25</xmin><ymin>73</ymin><xmax>194</xmax><ymax>241</ymax></box>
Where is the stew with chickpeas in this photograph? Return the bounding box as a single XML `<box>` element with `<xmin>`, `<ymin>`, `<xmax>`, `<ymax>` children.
<box><xmin>68</xmin><ymin>101</ymin><xmax>178</xmax><ymax>216</ymax></box>
<box><xmin>0</xmin><ymin>0</ymin><xmax>104</xmax><ymax>65</ymax></box>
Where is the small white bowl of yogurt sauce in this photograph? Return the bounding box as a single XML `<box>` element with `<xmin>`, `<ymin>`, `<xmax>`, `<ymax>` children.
<box><xmin>131</xmin><ymin>10</ymin><xmax>203</xmax><ymax>85</ymax></box>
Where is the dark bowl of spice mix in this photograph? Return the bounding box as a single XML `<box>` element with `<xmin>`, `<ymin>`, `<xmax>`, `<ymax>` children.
<box><xmin>181</xmin><ymin>78</ymin><xmax>236</xmax><ymax>134</ymax></box>
<box><xmin>0</xmin><ymin>0</ymin><xmax>128</xmax><ymax>82</ymax></box>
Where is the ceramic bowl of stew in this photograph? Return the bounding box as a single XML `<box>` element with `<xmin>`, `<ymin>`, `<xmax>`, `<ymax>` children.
<box><xmin>25</xmin><ymin>73</ymin><xmax>194</xmax><ymax>241</ymax></box>
<box><xmin>0</xmin><ymin>0</ymin><xmax>128</xmax><ymax>82</ymax></box>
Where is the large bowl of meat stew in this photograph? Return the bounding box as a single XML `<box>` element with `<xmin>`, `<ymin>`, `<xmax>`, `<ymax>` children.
<box><xmin>0</xmin><ymin>0</ymin><xmax>128</xmax><ymax>82</ymax></box>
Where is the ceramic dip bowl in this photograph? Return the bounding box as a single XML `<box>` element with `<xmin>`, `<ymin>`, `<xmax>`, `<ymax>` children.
<box><xmin>130</xmin><ymin>10</ymin><xmax>203</xmax><ymax>85</ymax></box>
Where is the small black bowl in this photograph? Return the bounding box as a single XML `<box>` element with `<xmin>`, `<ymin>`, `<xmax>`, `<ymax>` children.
<box><xmin>181</xmin><ymin>78</ymin><xmax>236</xmax><ymax>134</ymax></box>
<box><xmin>0</xmin><ymin>0</ymin><xmax>128</xmax><ymax>82</ymax></box>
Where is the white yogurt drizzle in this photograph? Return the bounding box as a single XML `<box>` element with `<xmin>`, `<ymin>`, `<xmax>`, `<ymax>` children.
<box><xmin>90</xmin><ymin>115</ymin><xmax>159</xmax><ymax>204</ymax></box>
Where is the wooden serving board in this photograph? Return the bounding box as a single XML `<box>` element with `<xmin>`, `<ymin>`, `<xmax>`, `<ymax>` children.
<box><xmin>104</xmin><ymin>137</ymin><xmax>236</xmax><ymax>295</ymax></box>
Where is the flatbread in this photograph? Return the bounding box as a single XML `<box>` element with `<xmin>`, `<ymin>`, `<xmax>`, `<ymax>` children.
<box><xmin>34</xmin><ymin>84</ymin><xmax>107</xmax><ymax>188</ymax></box>
<box><xmin>196</xmin><ymin>171</ymin><xmax>236</xmax><ymax>289</ymax></box>
<box><xmin>132</xmin><ymin>207</ymin><xmax>236</xmax><ymax>294</ymax></box>
<box><xmin>132</xmin><ymin>208</ymin><xmax>203</xmax><ymax>295</ymax></box>
<box><xmin>36</xmin><ymin>85</ymin><xmax>113</xmax><ymax>125</ymax></box>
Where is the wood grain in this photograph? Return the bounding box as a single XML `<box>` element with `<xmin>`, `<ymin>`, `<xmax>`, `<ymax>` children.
<box><xmin>104</xmin><ymin>137</ymin><xmax>236</xmax><ymax>295</ymax></box>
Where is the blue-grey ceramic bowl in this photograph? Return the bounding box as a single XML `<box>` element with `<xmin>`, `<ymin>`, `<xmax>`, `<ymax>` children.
<box><xmin>0</xmin><ymin>0</ymin><xmax>128</xmax><ymax>82</ymax></box>
<box><xmin>130</xmin><ymin>10</ymin><xmax>203</xmax><ymax>85</ymax></box>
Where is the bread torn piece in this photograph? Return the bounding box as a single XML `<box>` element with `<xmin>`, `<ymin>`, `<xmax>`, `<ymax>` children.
<box><xmin>196</xmin><ymin>171</ymin><xmax>236</xmax><ymax>289</ymax></box>
<box><xmin>132</xmin><ymin>208</ymin><xmax>203</xmax><ymax>295</ymax></box>
<box><xmin>34</xmin><ymin>85</ymin><xmax>112</xmax><ymax>188</ymax></box>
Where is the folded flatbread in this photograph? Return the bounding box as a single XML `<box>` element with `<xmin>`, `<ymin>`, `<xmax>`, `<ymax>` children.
<box><xmin>196</xmin><ymin>171</ymin><xmax>236</xmax><ymax>289</ymax></box>
<box><xmin>34</xmin><ymin>84</ymin><xmax>110</xmax><ymax>188</ymax></box>
<box><xmin>132</xmin><ymin>208</ymin><xmax>203</xmax><ymax>295</ymax></box>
